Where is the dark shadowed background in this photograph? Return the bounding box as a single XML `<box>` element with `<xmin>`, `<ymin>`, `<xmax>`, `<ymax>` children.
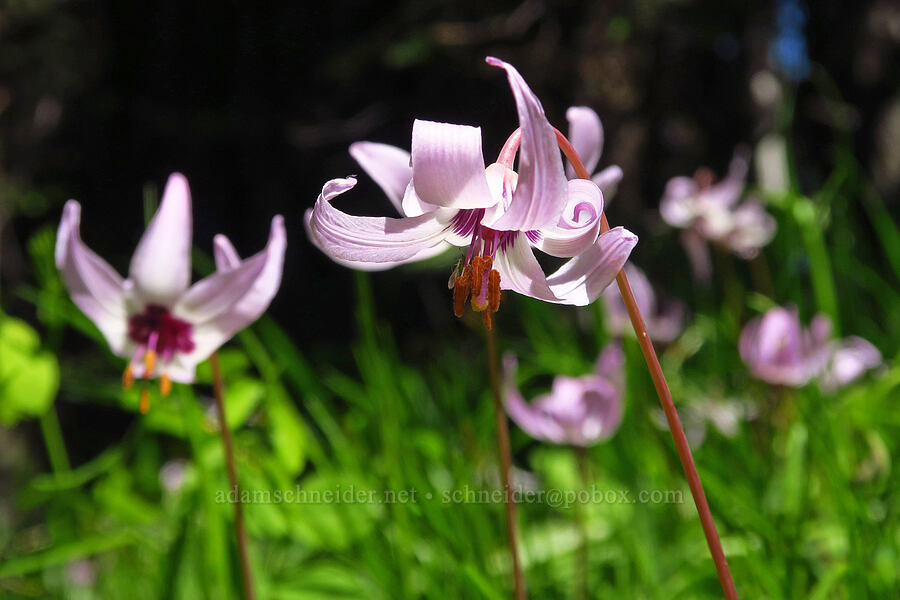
<box><xmin>1</xmin><ymin>0</ymin><xmax>898</xmax><ymax>454</ymax></box>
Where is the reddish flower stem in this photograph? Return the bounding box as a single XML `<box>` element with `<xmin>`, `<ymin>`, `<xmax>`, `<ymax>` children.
<box><xmin>554</xmin><ymin>128</ymin><xmax>739</xmax><ymax>600</ymax></box>
<box><xmin>486</xmin><ymin>325</ymin><xmax>527</xmax><ymax>600</ymax></box>
<box><xmin>211</xmin><ymin>352</ymin><xmax>257</xmax><ymax>600</ymax></box>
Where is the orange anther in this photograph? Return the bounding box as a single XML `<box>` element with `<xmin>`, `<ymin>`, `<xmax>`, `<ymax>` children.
<box><xmin>482</xmin><ymin>309</ymin><xmax>492</xmax><ymax>330</ymax></box>
<box><xmin>122</xmin><ymin>365</ymin><xmax>134</xmax><ymax>390</ymax></box>
<box><xmin>488</xmin><ymin>269</ymin><xmax>501</xmax><ymax>312</ymax></box>
<box><xmin>160</xmin><ymin>373</ymin><xmax>172</xmax><ymax>397</ymax></box>
<box><xmin>143</xmin><ymin>350</ymin><xmax>157</xmax><ymax>378</ymax></box>
<box><xmin>453</xmin><ymin>266</ymin><xmax>472</xmax><ymax>318</ymax></box>
<box><xmin>139</xmin><ymin>388</ymin><xmax>150</xmax><ymax>414</ymax></box>
<box><xmin>471</xmin><ymin>256</ymin><xmax>486</xmax><ymax>297</ymax></box>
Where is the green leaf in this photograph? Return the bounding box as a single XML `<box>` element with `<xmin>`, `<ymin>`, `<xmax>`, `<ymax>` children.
<box><xmin>224</xmin><ymin>378</ymin><xmax>265</xmax><ymax>429</ymax></box>
<box><xmin>0</xmin><ymin>316</ymin><xmax>60</xmax><ymax>425</ymax></box>
<box><xmin>268</xmin><ymin>386</ymin><xmax>307</xmax><ymax>475</ymax></box>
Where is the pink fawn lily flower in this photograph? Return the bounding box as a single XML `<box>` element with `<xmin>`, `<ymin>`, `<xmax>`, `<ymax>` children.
<box><xmin>821</xmin><ymin>336</ymin><xmax>882</xmax><ymax>391</ymax></box>
<box><xmin>602</xmin><ymin>263</ymin><xmax>685</xmax><ymax>343</ymax></box>
<box><xmin>305</xmin><ymin>57</ymin><xmax>637</xmax><ymax>327</ymax></box>
<box><xmin>56</xmin><ymin>173</ymin><xmax>286</xmax><ymax>411</ymax></box>
<box><xmin>563</xmin><ymin>106</ymin><xmax>624</xmax><ymax>200</ymax></box>
<box><xmin>660</xmin><ymin>148</ymin><xmax>776</xmax><ymax>279</ymax></box>
<box><xmin>503</xmin><ymin>345</ymin><xmax>624</xmax><ymax>446</ymax></box>
<box><xmin>738</xmin><ymin>306</ymin><xmax>832</xmax><ymax>387</ymax></box>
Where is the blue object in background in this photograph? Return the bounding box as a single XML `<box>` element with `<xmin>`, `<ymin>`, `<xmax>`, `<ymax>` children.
<box><xmin>769</xmin><ymin>0</ymin><xmax>812</xmax><ymax>82</ymax></box>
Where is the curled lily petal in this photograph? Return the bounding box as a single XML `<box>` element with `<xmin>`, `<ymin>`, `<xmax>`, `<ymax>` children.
<box><xmin>174</xmin><ymin>242</ymin><xmax>270</xmax><ymax>323</ymax></box>
<box><xmin>400</xmin><ymin>180</ymin><xmax>440</xmax><ymax>218</ymax></box>
<box><xmin>213</xmin><ymin>234</ymin><xmax>241</xmax><ymax>271</ymax></box>
<box><xmin>324</xmin><ymin>241</ymin><xmax>452</xmax><ymax>272</ymax></box>
<box><xmin>594</xmin><ymin>344</ymin><xmax>624</xmax><ymax>386</ymax></box>
<box><xmin>128</xmin><ymin>173</ymin><xmax>193</xmax><ymax>305</ymax></box>
<box><xmin>739</xmin><ymin>307</ymin><xmax>829</xmax><ymax>386</ymax></box>
<box><xmin>349</xmin><ymin>141</ymin><xmax>412</xmax><ymax>215</ymax></box>
<box><xmin>565</xmin><ymin>106</ymin><xmax>604</xmax><ymax>178</ymax></box>
<box><xmin>485</xmin><ymin>57</ymin><xmax>568</xmax><ymax>231</ymax></box>
<box><xmin>704</xmin><ymin>147</ymin><xmax>749</xmax><ymax>209</ymax></box>
<box><xmin>592</xmin><ymin>165</ymin><xmax>623</xmax><ymax>202</ymax></box>
<box><xmin>180</xmin><ymin>215</ymin><xmax>287</xmax><ymax>369</ymax></box>
<box><xmin>305</xmin><ymin>177</ymin><xmax>455</xmax><ymax>266</ymax></box>
<box><xmin>603</xmin><ymin>265</ymin><xmax>685</xmax><ymax>343</ymax></box>
<box><xmin>823</xmin><ymin>337</ymin><xmax>882</xmax><ymax>390</ymax></box>
<box><xmin>533</xmin><ymin>179</ymin><xmax>603</xmax><ymax>258</ymax></box>
<box><xmin>502</xmin><ymin>355</ymin><xmax>568</xmax><ymax>443</ymax></box>
<box><xmin>545</xmin><ymin>227</ymin><xmax>638</xmax><ymax>306</ymax></box>
<box><xmin>493</xmin><ymin>234</ymin><xmax>558</xmax><ymax>302</ymax></box>
<box><xmin>504</xmin><ymin>352</ymin><xmax>624</xmax><ymax>446</ymax></box>
<box><xmin>660</xmin><ymin>176</ymin><xmax>700</xmax><ymax>228</ymax></box>
<box><xmin>55</xmin><ymin>200</ymin><xmax>129</xmax><ymax>354</ymax></box>
<box><xmin>410</xmin><ymin>119</ymin><xmax>495</xmax><ymax>210</ymax></box>
<box><xmin>725</xmin><ymin>200</ymin><xmax>777</xmax><ymax>258</ymax></box>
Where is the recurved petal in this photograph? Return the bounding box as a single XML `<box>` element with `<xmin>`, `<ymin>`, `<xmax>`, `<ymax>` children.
<box><xmin>410</xmin><ymin>120</ymin><xmax>495</xmax><ymax>210</ymax></box>
<box><xmin>305</xmin><ymin>177</ymin><xmax>454</xmax><ymax>267</ymax></box>
<box><xmin>493</xmin><ymin>234</ymin><xmax>559</xmax><ymax>303</ymax></box>
<box><xmin>823</xmin><ymin>336</ymin><xmax>882</xmax><ymax>389</ymax></box>
<box><xmin>486</xmin><ymin>57</ymin><xmax>568</xmax><ymax>231</ymax></box>
<box><xmin>660</xmin><ymin>176</ymin><xmax>699</xmax><ymax>228</ymax></box>
<box><xmin>349</xmin><ymin>141</ymin><xmax>412</xmax><ymax>215</ymax></box>
<box><xmin>532</xmin><ymin>179</ymin><xmax>603</xmax><ymax>258</ymax></box>
<box><xmin>55</xmin><ymin>200</ymin><xmax>129</xmax><ymax>354</ymax></box>
<box><xmin>128</xmin><ymin>173</ymin><xmax>193</xmax><ymax>305</ymax></box>
<box><xmin>546</xmin><ymin>227</ymin><xmax>638</xmax><ymax>306</ymax></box>
<box><xmin>594</xmin><ymin>344</ymin><xmax>625</xmax><ymax>384</ymax></box>
<box><xmin>213</xmin><ymin>234</ymin><xmax>241</xmax><ymax>271</ymax></box>
<box><xmin>703</xmin><ymin>147</ymin><xmax>749</xmax><ymax>208</ymax></box>
<box><xmin>322</xmin><ymin>241</ymin><xmax>452</xmax><ymax>272</ymax></box>
<box><xmin>178</xmin><ymin>215</ymin><xmax>287</xmax><ymax>366</ymax></box>
<box><xmin>565</xmin><ymin>106</ymin><xmax>604</xmax><ymax>178</ymax></box>
<box><xmin>592</xmin><ymin>165</ymin><xmax>623</xmax><ymax>202</ymax></box>
<box><xmin>502</xmin><ymin>354</ymin><xmax>568</xmax><ymax>444</ymax></box>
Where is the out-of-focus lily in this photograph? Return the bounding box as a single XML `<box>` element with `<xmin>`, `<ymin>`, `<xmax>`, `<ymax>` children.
<box><xmin>738</xmin><ymin>307</ymin><xmax>830</xmax><ymax>386</ymax></box>
<box><xmin>503</xmin><ymin>345</ymin><xmax>624</xmax><ymax>446</ymax></box>
<box><xmin>660</xmin><ymin>148</ymin><xmax>776</xmax><ymax>279</ymax></box>
<box><xmin>602</xmin><ymin>263</ymin><xmax>685</xmax><ymax>343</ymax></box>
<box><xmin>305</xmin><ymin>58</ymin><xmax>637</xmax><ymax>327</ymax></box>
<box><xmin>739</xmin><ymin>306</ymin><xmax>882</xmax><ymax>389</ymax></box>
<box><xmin>56</xmin><ymin>173</ymin><xmax>286</xmax><ymax>411</ymax></box>
<box><xmin>821</xmin><ymin>336</ymin><xmax>882</xmax><ymax>391</ymax></box>
<box><xmin>563</xmin><ymin>106</ymin><xmax>623</xmax><ymax>200</ymax></box>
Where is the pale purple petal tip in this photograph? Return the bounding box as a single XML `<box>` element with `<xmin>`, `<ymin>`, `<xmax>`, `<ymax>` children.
<box><xmin>485</xmin><ymin>57</ymin><xmax>568</xmax><ymax>231</ymax></box>
<box><xmin>129</xmin><ymin>172</ymin><xmax>193</xmax><ymax>305</ymax></box>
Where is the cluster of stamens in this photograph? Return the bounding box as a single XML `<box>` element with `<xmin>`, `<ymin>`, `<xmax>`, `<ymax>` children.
<box><xmin>452</xmin><ymin>255</ymin><xmax>502</xmax><ymax>329</ymax></box>
<box><xmin>122</xmin><ymin>305</ymin><xmax>194</xmax><ymax>413</ymax></box>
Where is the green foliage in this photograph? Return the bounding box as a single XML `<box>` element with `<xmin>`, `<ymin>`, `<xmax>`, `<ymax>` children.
<box><xmin>0</xmin><ymin>315</ymin><xmax>60</xmax><ymax>425</ymax></box>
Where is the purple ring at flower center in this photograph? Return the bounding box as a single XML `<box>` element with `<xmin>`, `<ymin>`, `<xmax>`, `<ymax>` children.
<box><xmin>451</xmin><ymin>208</ymin><xmax>540</xmax><ymax>262</ymax></box>
<box><xmin>128</xmin><ymin>305</ymin><xmax>196</xmax><ymax>360</ymax></box>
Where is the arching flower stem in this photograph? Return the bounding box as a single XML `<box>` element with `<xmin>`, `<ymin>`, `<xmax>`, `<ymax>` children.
<box><xmin>554</xmin><ymin>128</ymin><xmax>739</xmax><ymax>600</ymax></box>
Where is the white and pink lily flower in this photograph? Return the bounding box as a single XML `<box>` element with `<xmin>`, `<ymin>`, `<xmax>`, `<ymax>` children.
<box><xmin>739</xmin><ymin>306</ymin><xmax>882</xmax><ymax>389</ymax></box>
<box><xmin>738</xmin><ymin>306</ymin><xmax>831</xmax><ymax>387</ymax></box>
<box><xmin>563</xmin><ymin>106</ymin><xmax>623</xmax><ymax>200</ymax></box>
<box><xmin>503</xmin><ymin>345</ymin><xmax>624</xmax><ymax>446</ymax></box>
<box><xmin>660</xmin><ymin>148</ymin><xmax>776</xmax><ymax>279</ymax></box>
<box><xmin>56</xmin><ymin>173</ymin><xmax>286</xmax><ymax>410</ymax></box>
<box><xmin>602</xmin><ymin>264</ymin><xmax>685</xmax><ymax>343</ymax></box>
<box><xmin>821</xmin><ymin>336</ymin><xmax>882</xmax><ymax>391</ymax></box>
<box><xmin>305</xmin><ymin>57</ymin><xmax>637</xmax><ymax>327</ymax></box>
